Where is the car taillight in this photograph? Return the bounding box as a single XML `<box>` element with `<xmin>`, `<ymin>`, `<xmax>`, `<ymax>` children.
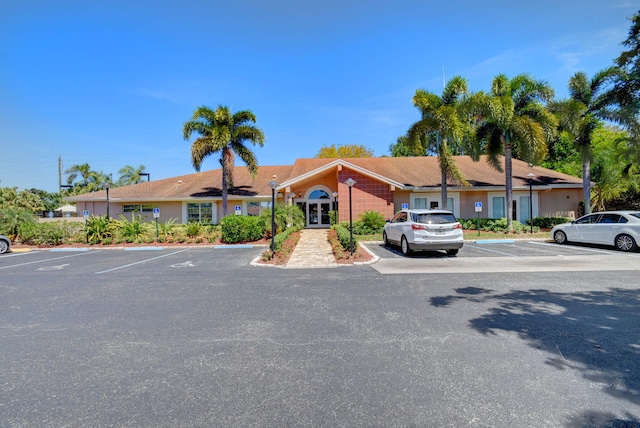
<box><xmin>411</xmin><ymin>224</ymin><xmax>425</xmax><ymax>230</ymax></box>
<box><xmin>453</xmin><ymin>223</ymin><xmax>462</xmax><ymax>229</ymax></box>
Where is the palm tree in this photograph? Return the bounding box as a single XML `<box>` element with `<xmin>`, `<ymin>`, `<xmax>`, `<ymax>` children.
<box><xmin>406</xmin><ymin>76</ymin><xmax>472</xmax><ymax>210</ymax></box>
<box><xmin>65</xmin><ymin>163</ymin><xmax>94</xmax><ymax>189</ymax></box>
<box><xmin>476</xmin><ymin>74</ymin><xmax>557</xmax><ymax>231</ymax></box>
<box><xmin>65</xmin><ymin>164</ymin><xmax>110</xmax><ymax>194</ymax></box>
<box><xmin>183</xmin><ymin>105</ymin><xmax>265</xmax><ymax>217</ymax></box>
<box><xmin>117</xmin><ymin>164</ymin><xmax>147</xmax><ymax>186</ymax></box>
<box><xmin>551</xmin><ymin>68</ymin><xmax>619</xmax><ymax>214</ymax></box>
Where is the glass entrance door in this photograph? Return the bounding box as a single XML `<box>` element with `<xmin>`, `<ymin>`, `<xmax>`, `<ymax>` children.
<box><xmin>307</xmin><ymin>202</ymin><xmax>331</xmax><ymax>228</ymax></box>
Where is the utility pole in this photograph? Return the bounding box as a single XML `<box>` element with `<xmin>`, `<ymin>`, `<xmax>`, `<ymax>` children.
<box><xmin>58</xmin><ymin>156</ymin><xmax>62</xmax><ymax>191</ymax></box>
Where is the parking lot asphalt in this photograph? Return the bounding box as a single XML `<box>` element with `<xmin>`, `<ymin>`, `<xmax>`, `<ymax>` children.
<box><xmin>1</xmin><ymin>245</ymin><xmax>639</xmax><ymax>427</ymax></box>
<box><xmin>367</xmin><ymin>239</ymin><xmax>640</xmax><ymax>274</ymax></box>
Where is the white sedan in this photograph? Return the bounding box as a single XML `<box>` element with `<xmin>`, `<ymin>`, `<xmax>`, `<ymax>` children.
<box><xmin>551</xmin><ymin>211</ymin><xmax>640</xmax><ymax>252</ymax></box>
<box><xmin>383</xmin><ymin>209</ymin><xmax>464</xmax><ymax>256</ymax></box>
<box><xmin>0</xmin><ymin>235</ymin><xmax>10</xmax><ymax>254</ymax></box>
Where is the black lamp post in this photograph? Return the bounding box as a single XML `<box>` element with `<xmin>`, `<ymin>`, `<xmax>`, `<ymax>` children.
<box><xmin>332</xmin><ymin>191</ymin><xmax>338</xmax><ymax>212</ymax></box>
<box><xmin>344</xmin><ymin>177</ymin><xmax>356</xmax><ymax>253</ymax></box>
<box><xmin>269</xmin><ymin>180</ymin><xmax>278</xmax><ymax>251</ymax></box>
<box><xmin>527</xmin><ymin>172</ymin><xmax>535</xmax><ymax>233</ymax></box>
<box><xmin>104</xmin><ymin>182</ymin><xmax>110</xmax><ymax>219</ymax></box>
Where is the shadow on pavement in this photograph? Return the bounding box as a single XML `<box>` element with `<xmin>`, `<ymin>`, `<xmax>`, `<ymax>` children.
<box><xmin>430</xmin><ymin>286</ymin><xmax>640</xmax><ymax>415</ymax></box>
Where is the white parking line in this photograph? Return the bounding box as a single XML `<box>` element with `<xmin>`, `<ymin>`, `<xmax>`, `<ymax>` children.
<box><xmin>463</xmin><ymin>244</ymin><xmax>518</xmax><ymax>257</ymax></box>
<box><xmin>94</xmin><ymin>249</ymin><xmax>190</xmax><ymax>274</ymax></box>
<box><xmin>0</xmin><ymin>251</ymin><xmax>97</xmax><ymax>270</ymax></box>
<box><xmin>528</xmin><ymin>241</ymin><xmax>640</xmax><ymax>257</ymax></box>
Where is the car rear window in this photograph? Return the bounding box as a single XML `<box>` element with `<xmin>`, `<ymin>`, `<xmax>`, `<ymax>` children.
<box><xmin>630</xmin><ymin>212</ymin><xmax>640</xmax><ymax>220</ymax></box>
<box><xmin>412</xmin><ymin>213</ymin><xmax>457</xmax><ymax>224</ymax></box>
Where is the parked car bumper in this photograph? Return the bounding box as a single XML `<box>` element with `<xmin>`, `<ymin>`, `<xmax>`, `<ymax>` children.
<box><xmin>408</xmin><ymin>237</ymin><xmax>464</xmax><ymax>251</ymax></box>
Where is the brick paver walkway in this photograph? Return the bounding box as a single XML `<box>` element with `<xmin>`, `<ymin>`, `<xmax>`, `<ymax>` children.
<box><xmin>285</xmin><ymin>229</ymin><xmax>337</xmax><ymax>268</ymax></box>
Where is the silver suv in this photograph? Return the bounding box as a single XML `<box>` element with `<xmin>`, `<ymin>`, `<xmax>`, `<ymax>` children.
<box><xmin>383</xmin><ymin>209</ymin><xmax>464</xmax><ymax>256</ymax></box>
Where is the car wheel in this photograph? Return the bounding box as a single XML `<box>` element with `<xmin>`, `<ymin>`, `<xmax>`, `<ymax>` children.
<box><xmin>0</xmin><ymin>240</ymin><xmax>8</xmax><ymax>254</ymax></box>
<box><xmin>446</xmin><ymin>249</ymin><xmax>458</xmax><ymax>256</ymax></box>
<box><xmin>554</xmin><ymin>230</ymin><xmax>567</xmax><ymax>245</ymax></box>
<box><xmin>400</xmin><ymin>235</ymin><xmax>412</xmax><ymax>256</ymax></box>
<box><xmin>383</xmin><ymin>231</ymin><xmax>389</xmax><ymax>247</ymax></box>
<box><xmin>615</xmin><ymin>234</ymin><xmax>637</xmax><ymax>252</ymax></box>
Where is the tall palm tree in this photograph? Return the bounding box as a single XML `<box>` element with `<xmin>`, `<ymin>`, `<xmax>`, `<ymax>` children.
<box><xmin>476</xmin><ymin>74</ymin><xmax>557</xmax><ymax>231</ymax></box>
<box><xmin>406</xmin><ymin>76</ymin><xmax>472</xmax><ymax>210</ymax></box>
<box><xmin>551</xmin><ymin>68</ymin><xmax>619</xmax><ymax>214</ymax></box>
<box><xmin>183</xmin><ymin>105</ymin><xmax>265</xmax><ymax>217</ymax></box>
<box><xmin>117</xmin><ymin>164</ymin><xmax>147</xmax><ymax>186</ymax></box>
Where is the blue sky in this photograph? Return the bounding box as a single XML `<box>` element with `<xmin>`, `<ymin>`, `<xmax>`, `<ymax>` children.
<box><xmin>1</xmin><ymin>0</ymin><xmax>639</xmax><ymax>192</ymax></box>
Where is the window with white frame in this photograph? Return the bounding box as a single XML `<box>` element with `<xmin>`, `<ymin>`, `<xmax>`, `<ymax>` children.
<box><xmin>490</xmin><ymin>195</ymin><xmax>505</xmax><ymax>218</ymax></box>
<box><xmin>187</xmin><ymin>202</ymin><xmax>213</xmax><ymax>223</ymax></box>
<box><xmin>410</xmin><ymin>194</ymin><xmax>459</xmax><ymax>216</ymax></box>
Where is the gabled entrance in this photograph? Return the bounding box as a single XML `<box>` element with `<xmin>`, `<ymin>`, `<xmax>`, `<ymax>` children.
<box><xmin>296</xmin><ymin>185</ymin><xmax>335</xmax><ymax>228</ymax></box>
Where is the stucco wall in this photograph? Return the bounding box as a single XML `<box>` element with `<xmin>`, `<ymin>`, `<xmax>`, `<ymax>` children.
<box><xmin>539</xmin><ymin>188</ymin><xmax>582</xmax><ymax>218</ymax></box>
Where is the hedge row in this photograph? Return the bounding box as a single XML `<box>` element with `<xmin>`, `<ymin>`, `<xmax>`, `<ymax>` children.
<box><xmin>333</xmin><ymin>224</ymin><xmax>358</xmax><ymax>252</ymax></box>
<box><xmin>273</xmin><ymin>227</ymin><xmax>297</xmax><ymax>251</ymax></box>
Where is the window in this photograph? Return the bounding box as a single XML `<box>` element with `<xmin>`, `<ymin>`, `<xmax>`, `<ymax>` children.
<box><xmin>415</xmin><ymin>198</ymin><xmax>427</xmax><ymax>209</ymax></box>
<box><xmin>413</xmin><ymin>212</ymin><xmax>457</xmax><ymax>224</ymax></box>
<box><xmin>247</xmin><ymin>201</ymin><xmax>271</xmax><ymax>216</ymax></box>
<box><xmin>187</xmin><ymin>203</ymin><xmax>213</xmax><ymax>223</ymax></box>
<box><xmin>391</xmin><ymin>212</ymin><xmax>407</xmax><ymax>223</ymax></box>
<box><xmin>124</xmin><ymin>204</ymin><xmax>158</xmax><ymax>213</ymax></box>
<box><xmin>598</xmin><ymin>214</ymin><xmax>622</xmax><ymax>224</ymax></box>
<box><xmin>492</xmin><ymin>197</ymin><xmax>505</xmax><ymax>218</ymax></box>
<box><xmin>309</xmin><ymin>189</ymin><xmax>330</xmax><ymax>199</ymax></box>
<box><xmin>575</xmin><ymin>214</ymin><xmax>600</xmax><ymax>224</ymax></box>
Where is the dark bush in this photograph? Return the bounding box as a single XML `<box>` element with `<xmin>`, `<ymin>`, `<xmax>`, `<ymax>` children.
<box><xmin>221</xmin><ymin>215</ymin><xmax>265</xmax><ymax>243</ymax></box>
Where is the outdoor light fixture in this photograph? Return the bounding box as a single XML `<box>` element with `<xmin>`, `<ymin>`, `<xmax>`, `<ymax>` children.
<box><xmin>332</xmin><ymin>191</ymin><xmax>339</xmax><ymax>212</ymax></box>
<box><xmin>344</xmin><ymin>178</ymin><xmax>356</xmax><ymax>253</ymax></box>
<box><xmin>269</xmin><ymin>180</ymin><xmax>278</xmax><ymax>251</ymax></box>
<box><xmin>104</xmin><ymin>182</ymin><xmax>111</xmax><ymax>219</ymax></box>
<box><xmin>527</xmin><ymin>172</ymin><xmax>535</xmax><ymax>233</ymax></box>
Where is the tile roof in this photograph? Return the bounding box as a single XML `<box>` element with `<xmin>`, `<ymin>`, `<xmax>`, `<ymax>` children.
<box><xmin>67</xmin><ymin>156</ymin><xmax>582</xmax><ymax>201</ymax></box>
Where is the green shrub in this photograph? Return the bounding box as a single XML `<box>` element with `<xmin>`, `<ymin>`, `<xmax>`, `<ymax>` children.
<box><xmin>260</xmin><ymin>204</ymin><xmax>305</xmax><ymax>235</ymax></box>
<box><xmin>158</xmin><ymin>218</ymin><xmax>178</xmax><ymax>239</ymax></box>
<box><xmin>352</xmin><ymin>210</ymin><xmax>386</xmax><ymax>235</ymax></box>
<box><xmin>185</xmin><ymin>221</ymin><xmax>204</xmax><ymax>238</ymax></box>
<box><xmin>530</xmin><ymin>216</ymin><xmax>572</xmax><ymax>228</ymax></box>
<box><xmin>116</xmin><ymin>214</ymin><xmax>149</xmax><ymax>243</ymax></box>
<box><xmin>221</xmin><ymin>215</ymin><xmax>265</xmax><ymax>243</ymax></box>
<box><xmin>18</xmin><ymin>221</ymin><xmax>83</xmax><ymax>246</ymax></box>
<box><xmin>460</xmin><ymin>217</ymin><xmax>542</xmax><ymax>233</ymax></box>
<box><xmin>273</xmin><ymin>227</ymin><xmax>296</xmax><ymax>251</ymax></box>
<box><xmin>333</xmin><ymin>224</ymin><xmax>358</xmax><ymax>252</ymax></box>
<box><xmin>329</xmin><ymin>210</ymin><xmax>338</xmax><ymax>226</ymax></box>
<box><xmin>0</xmin><ymin>206</ymin><xmax>36</xmax><ymax>240</ymax></box>
<box><xmin>86</xmin><ymin>215</ymin><xmax>115</xmax><ymax>244</ymax></box>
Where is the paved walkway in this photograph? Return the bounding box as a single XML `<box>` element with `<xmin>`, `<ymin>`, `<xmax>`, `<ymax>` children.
<box><xmin>285</xmin><ymin>229</ymin><xmax>338</xmax><ymax>268</ymax></box>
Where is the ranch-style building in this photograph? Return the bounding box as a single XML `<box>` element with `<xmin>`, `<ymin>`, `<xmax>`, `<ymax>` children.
<box><xmin>67</xmin><ymin>156</ymin><xmax>584</xmax><ymax>227</ymax></box>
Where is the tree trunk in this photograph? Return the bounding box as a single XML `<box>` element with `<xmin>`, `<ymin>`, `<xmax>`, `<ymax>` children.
<box><xmin>504</xmin><ymin>131</ymin><xmax>513</xmax><ymax>232</ymax></box>
<box><xmin>582</xmin><ymin>148</ymin><xmax>591</xmax><ymax>215</ymax></box>
<box><xmin>438</xmin><ymin>134</ymin><xmax>448</xmax><ymax>210</ymax></box>
<box><xmin>221</xmin><ymin>147</ymin><xmax>233</xmax><ymax>217</ymax></box>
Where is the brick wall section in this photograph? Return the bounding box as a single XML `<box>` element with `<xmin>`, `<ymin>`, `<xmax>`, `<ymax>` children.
<box><xmin>337</xmin><ymin>169</ymin><xmax>395</xmax><ymax>223</ymax></box>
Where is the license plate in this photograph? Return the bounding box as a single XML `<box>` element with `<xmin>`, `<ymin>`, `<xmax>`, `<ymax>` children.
<box><xmin>435</xmin><ymin>229</ymin><xmax>445</xmax><ymax>235</ymax></box>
